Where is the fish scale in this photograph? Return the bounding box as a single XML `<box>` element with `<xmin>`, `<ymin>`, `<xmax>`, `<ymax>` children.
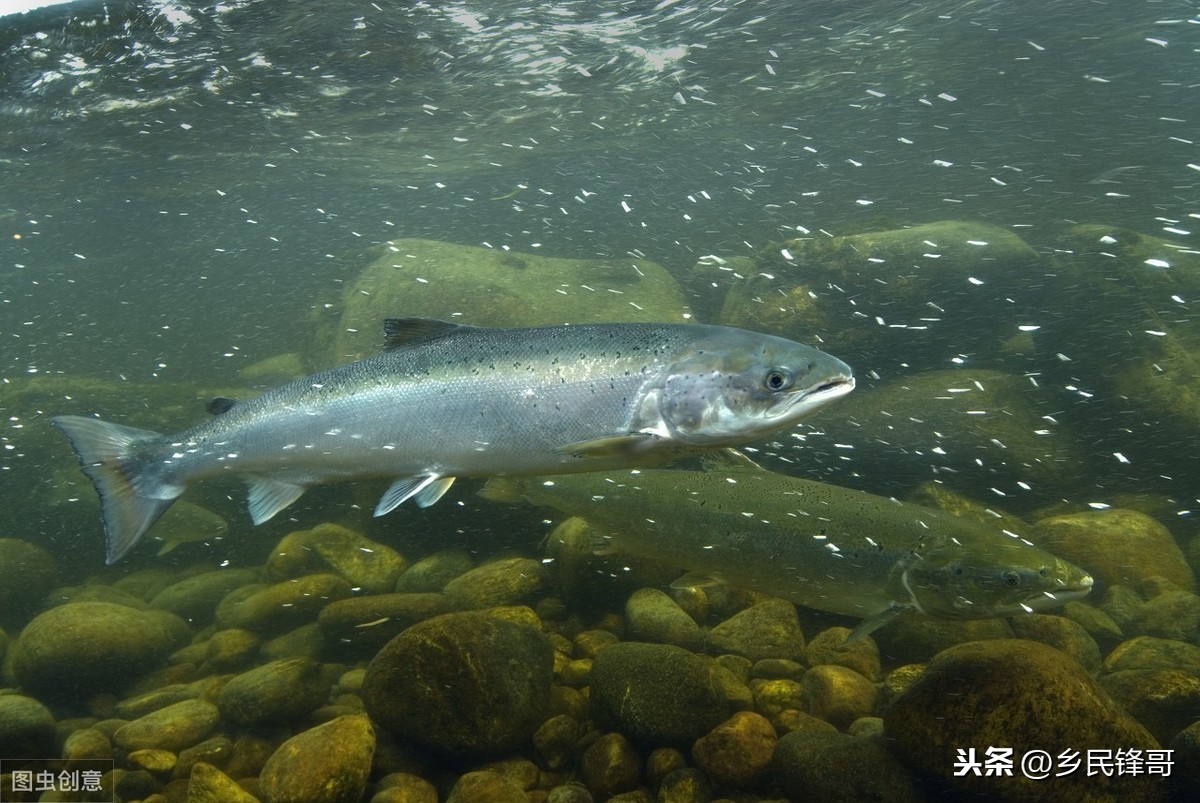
<box><xmin>52</xmin><ymin>317</ymin><xmax>854</xmax><ymax>563</ymax></box>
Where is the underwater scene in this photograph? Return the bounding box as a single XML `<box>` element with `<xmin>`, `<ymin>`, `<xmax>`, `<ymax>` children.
<box><xmin>1</xmin><ymin>0</ymin><xmax>1199</xmax><ymax>801</ymax></box>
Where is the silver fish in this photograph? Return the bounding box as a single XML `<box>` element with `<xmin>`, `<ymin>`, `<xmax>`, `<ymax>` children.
<box><xmin>482</xmin><ymin>454</ymin><xmax>1092</xmax><ymax>640</ymax></box>
<box><xmin>53</xmin><ymin>318</ymin><xmax>853</xmax><ymax>563</ymax></box>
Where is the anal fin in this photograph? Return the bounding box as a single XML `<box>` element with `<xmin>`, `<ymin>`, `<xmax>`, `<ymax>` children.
<box><xmin>558</xmin><ymin>433</ymin><xmax>662</xmax><ymax>460</ymax></box>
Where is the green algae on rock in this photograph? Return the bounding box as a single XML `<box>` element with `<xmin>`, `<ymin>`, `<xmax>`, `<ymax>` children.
<box><xmin>266</xmin><ymin>522</ymin><xmax>408</xmax><ymax>595</ymax></box>
<box><xmin>12</xmin><ymin>601</ymin><xmax>190</xmax><ymax>699</ymax></box>
<box><xmin>884</xmin><ymin>639</ymin><xmax>1161</xmax><ymax>802</ymax></box>
<box><xmin>361</xmin><ymin>610</ymin><xmax>554</xmax><ymax>758</ymax></box>
<box><xmin>258</xmin><ymin>714</ymin><xmax>375</xmax><ymax>803</ymax></box>
<box><xmin>217</xmin><ymin>657</ymin><xmax>330</xmax><ymax>728</ymax></box>
<box><xmin>0</xmin><ymin>538</ymin><xmax>58</xmax><ymax>628</ymax></box>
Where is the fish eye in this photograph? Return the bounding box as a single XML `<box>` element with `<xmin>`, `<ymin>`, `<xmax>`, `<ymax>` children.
<box><xmin>764</xmin><ymin>368</ymin><xmax>793</xmax><ymax>391</ymax></box>
<box><xmin>1001</xmin><ymin>570</ymin><xmax>1021</xmax><ymax>588</ymax></box>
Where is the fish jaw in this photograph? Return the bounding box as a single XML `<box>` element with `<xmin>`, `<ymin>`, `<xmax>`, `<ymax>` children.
<box><xmin>652</xmin><ymin>329</ymin><xmax>855</xmax><ymax>446</ymax></box>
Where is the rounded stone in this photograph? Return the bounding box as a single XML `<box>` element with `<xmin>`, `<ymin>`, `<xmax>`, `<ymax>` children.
<box><xmin>872</xmin><ymin>615</ymin><xmax>1014</xmax><ymax>665</ymax></box>
<box><xmin>546</xmin><ymin>783</ymin><xmax>595</xmax><ymax>803</ymax></box>
<box><xmin>127</xmin><ymin>748</ymin><xmax>177</xmax><ymax>773</ymax></box>
<box><xmin>173</xmin><ymin>736</ymin><xmax>233</xmax><ymax>782</ymax></box>
<box><xmin>1131</xmin><ymin>588</ymin><xmax>1200</xmax><ymax>642</ymax></box>
<box><xmin>1099</xmin><ymin>668</ymin><xmax>1200</xmax><ymax>745</ymax></box>
<box><xmin>884</xmin><ymin>639</ymin><xmax>1160</xmax><ymax>802</ymax></box>
<box><xmin>371</xmin><ymin>773</ymin><xmax>438</xmax><ymax>803</ymax></box>
<box><xmin>63</xmin><ymin>727</ymin><xmax>114</xmax><ymax>762</ymax></box>
<box><xmin>442</xmin><ymin>556</ymin><xmax>546</xmax><ymax>608</ymax></box>
<box><xmin>691</xmin><ymin>710</ymin><xmax>776</xmax><ymax>788</ymax></box>
<box><xmin>267</xmin><ymin>522</ymin><xmax>408</xmax><ymax>594</ymax></box>
<box><xmin>186</xmin><ymin>761</ymin><xmax>261</xmax><ymax>803</ymax></box>
<box><xmin>533</xmin><ymin>714</ymin><xmax>581</xmax><ymax>771</ymax></box>
<box><xmin>394</xmin><ymin>549</ymin><xmax>474</xmax><ymax>593</ymax></box>
<box><xmin>706</xmin><ymin>598</ymin><xmax>804</xmax><ymax>663</ymax></box>
<box><xmin>259</xmin><ymin>714</ymin><xmax>375</xmax><ymax>803</ymax></box>
<box><xmin>657</xmin><ymin>768</ymin><xmax>712</xmax><ymax>803</ymax></box>
<box><xmin>317</xmin><ymin>592</ymin><xmax>458</xmax><ymax>648</ymax></box>
<box><xmin>771</xmin><ymin>731</ymin><xmax>920</xmax><ymax>801</ymax></box>
<box><xmin>148</xmin><ymin>568</ymin><xmax>262</xmax><ymax>626</ymax></box>
<box><xmin>0</xmin><ymin>538</ymin><xmax>57</xmax><ymax>625</ymax></box>
<box><xmin>799</xmin><ymin>664</ymin><xmax>877</xmax><ymax>730</ymax></box>
<box><xmin>1169</xmin><ymin>720</ymin><xmax>1200</xmax><ymax>798</ymax></box>
<box><xmin>580</xmin><ymin>732</ymin><xmax>641</xmax><ymax>799</ymax></box>
<box><xmin>113</xmin><ymin>699</ymin><xmax>220</xmax><ymax>753</ymax></box>
<box><xmin>12</xmin><ymin>601</ymin><xmax>190</xmax><ymax>699</ymax></box>
<box><xmin>1007</xmin><ymin>613</ymin><xmax>1102</xmax><ymax>673</ymax></box>
<box><xmin>0</xmin><ymin>694</ymin><xmax>56</xmax><ymax>756</ymax></box>
<box><xmin>215</xmin><ymin>573</ymin><xmax>352</xmax><ymax>633</ymax></box>
<box><xmin>1103</xmin><ymin>635</ymin><xmax>1200</xmax><ymax>673</ymax></box>
<box><xmin>1033</xmin><ymin>508</ymin><xmax>1195</xmax><ymax>594</ymax></box>
<box><xmin>645</xmin><ymin>747</ymin><xmax>687</xmax><ymax>790</ymax></box>
<box><xmin>362</xmin><ymin>611</ymin><xmax>554</xmax><ymax>758</ymax></box>
<box><xmin>749</xmin><ymin>678</ymin><xmax>804</xmax><ymax>720</ymax></box>
<box><xmin>804</xmin><ymin>626</ymin><xmax>882</xmax><ymax>681</ymax></box>
<box><xmin>217</xmin><ymin>657</ymin><xmax>329</xmax><ymax>727</ymax></box>
<box><xmin>624</xmin><ymin>588</ymin><xmax>704</xmax><ymax>650</ymax></box>
<box><xmin>588</xmin><ymin>642</ymin><xmax>740</xmax><ymax>746</ymax></box>
<box><xmin>445</xmin><ymin>770</ymin><xmax>528</xmax><ymax>803</ymax></box>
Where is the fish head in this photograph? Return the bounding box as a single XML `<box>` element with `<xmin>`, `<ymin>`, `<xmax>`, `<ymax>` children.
<box><xmin>654</xmin><ymin>328</ymin><xmax>854</xmax><ymax>445</ymax></box>
<box><xmin>897</xmin><ymin>534</ymin><xmax>1093</xmax><ymax>620</ymax></box>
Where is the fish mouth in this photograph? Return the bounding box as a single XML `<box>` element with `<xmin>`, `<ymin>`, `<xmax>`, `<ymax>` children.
<box><xmin>774</xmin><ymin>373</ymin><xmax>855</xmax><ymax>417</ymax></box>
<box><xmin>1018</xmin><ymin>572</ymin><xmax>1094</xmax><ymax>612</ymax></box>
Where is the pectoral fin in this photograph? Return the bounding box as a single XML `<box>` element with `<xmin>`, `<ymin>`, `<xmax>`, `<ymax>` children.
<box><xmin>375</xmin><ymin>473</ymin><xmax>454</xmax><ymax>516</ymax></box>
<box><xmin>246</xmin><ymin>477</ymin><xmax>306</xmax><ymax>525</ymax></box>
<box><xmin>845</xmin><ymin>603</ymin><xmax>915</xmax><ymax>644</ymax></box>
<box><xmin>558</xmin><ymin>433</ymin><xmax>662</xmax><ymax>460</ymax></box>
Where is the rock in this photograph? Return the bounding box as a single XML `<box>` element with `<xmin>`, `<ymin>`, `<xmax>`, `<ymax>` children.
<box><xmin>0</xmin><ymin>538</ymin><xmax>58</xmax><ymax>626</ymax></box>
<box><xmin>442</xmin><ymin>556</ymin><xmax>546</xmax><ymax>608</ymax></box>
<box><xmin>1099</xmin><ymin>584</ymin><xmax>1147</xmax><ymax>632</ymax></box>
<box><xmin>589</xmin><ymin>642</ymin><xmax>740</xmax><ymax>745</ymax></box>
<box><xmin>12</xmin><ymin>601</ymin><xmax>190</xmax><ymax>699</ymax></box>
<box><xmin>1132</xmin><ymin>588</ymin><xmax>1200</xmax><ymax>642</ymax></box>
<box><xmin>113</xmin><ymin>699</ymin><xmax>220</xmax><ymax>753</ymax></box>
<box><xmin>46</xmin><ymin>582</ymin><xmax>148</xmax><ymax>609</ymax></box>
<box><xmin>215</xmin><ymin>573</ymin><xmax>352</xmax><ymax>633</ymax></box>
<box><xmin>0</xmin><ymin>693</ymin><xmax>56</xmax><ymax>756</ymax></box>
<box><xmin>772</xmin><ymin>709</ymin><xmax>839</xmax><ymax>736</ymax></box>
<box><xmin>1061</xmin><ymin>600</ymin><xmax>1125</xmax><ymax>653</ymax></box>
<box><xmin>1008</xmin><ymin>613</ymin><xmax>1102</xmax><ymax>673</ymax></box>
<box><xmin>63</xmin><ymin>727</ymin><xmax>114</xmax><ymax>762</ymax></box>
<box><xmin>749</xmin><ymin>678</ymin><xmax>805</xmax><ymax>720</ymax></box>
<box><xmin>1103</xmin><ymin>635</ymin><xmax>1200</xmax><ymax>673</ymax></box>
<box><xmin>573</xmin><ymin>628</ymin><xmax>620</xmax><ymax>659</ymax></box>
<box><xmin>225</xmin><ymin>733</ymin><xmax>281</xmax><ymax>781</ymax></box>
<box><xmin>114</xmin><ymin>769</ymin><xmax>160</xmax><ymax>801</ymax></box>
<box><xmin>847</xmin><ymin>716</ymin><xmax>884</xmax><ymax>737</ymax></box>
<box><xmin>533</xmin><ymin>714</ymin><xmax>581</xmax><ymax>771</ymax></box>
<box><xmin>881</xmin><ymin>664</ymin><xmax>925</xmax><ymax>703</ymax></box>
<box><xmin>1098</xmin><ymin>669</ymin><xmax>1200</xmax><ymax>745</ymax></box>
<box><xmin>174</xmin><ymin>736</ymin><xmax>234</xmax><ymax>782</ymax></box>
<box><xmin>113</xmin><ymin>685</ymin><xmax>198</xmax><ymax>723</ymax></box>
<box><xmin>128</xmin><ymin>748</ymin><xmax>177</xmax><ymax>773</ymax></box>
<box><xmin>445</xmin><ymin>771</ymin><xmax>528</xmax><ymax>803</ymax></box>
<box><xmin>261</xmin><ymin>622</ymin><xmax>326</xmax><ymax>661</ymax></box>
<box><xmin>259</xmin><ymin>715</ymin><xmax>374</xmax><ymax>803</ymax></box>
<box><xmin>884</xmin><ymin>639</ymin><xmax>1161</xmax><ymax>802</ymax></box>
<box><xmin>317</xmin><ymin>592</ymin><xmax>459</xmax><ymax>648</ymax></box>
<box><xmin>580</xmin><ymin>732</ymin><xmax>641</xmax><ymax>799</ymax></box>
<box><xmin>799</xmin><ymin>664</ymin><xmax>878</xmax><ymax>730</ymax></box>
<box><xmin>217</xmin><ymin>657</ymin><xmax>329</xmax><ymax>727</ymax></box>
<box><xmin>266</xmin><ymin>522</ymin><xmax>407</xmax><ymax>594</ymax></box>
<box><xmin>706</xmin><ymin>598</ymin><xmax>804</xmax><ymax>663</ymax></box>
<box><xmin>371</xmin><ymin>773</ymin><xmax>438</xmax><ymax>803</ymax></box>
<box><xmin>149</xmin><ymin>568</ymin><xmax>262</xmax><ymax>625</ymax></box>
<box><xmin>394</xmin><ymin>549</ymin><xmax>474</xmax><ymax>593</ymax></box>
<box><xmin>196</xmin><ymin>628</ymin><xmax>261</xmax><ymax>673</ymax></box>
<box><xmin>771</xmin><ymin>731</ymin><xmax>920</xmax><ymax>801</ymax></box>
<box><xmin>691</xmin><ymin>710</ymin><xmax>776</xmax><ymax>788</ymax></box>
<box><xmin>362</xmin><ymin>611</ymin><xmax>554</xmax><ymax>758</ymax></box>
<box><xmin>546</xmin><ymin>783</ymin><xmax>594</xmax><ymax>803</ymax></box>
<box><xmin>804</xmin><ymin>626</ymin><xmax>881</xmax><ymax>681</ymax></box>
<box><xmin>872</xmin><ymin>615</ymin><xmax>1013</xmax><ymax>665</ymax></box>
<box><xmin>624</xmin><ymin>588</ymin><xmax>704</xmax><ymax>650</ymax></box>
<box><xmin>656</xmin><ymin>768</ymin><xmax>712</xmax><ymax>803</ymax></box>
<box><xmin>1169</xmin><ymin>720</ymin><xmax>1200</xmax><ymax>799</ymax></box>
<box><xmin>331</xmin><ymin>238</ymin><xmax>691</xmax><ymax>361</ymax></box>
<box><xmin>750</xmin><ymin>658</ymin><xmax>804</xmax><ymax>681</ymax></box>
<box><xmin>1032</xmin><ymin>508</ymin><xmax>1195</xmax><ymax>595</ymax></box>
<box><xmin>645</xmin><ymin>748</ymin><xmax>687</xmax><ymax>790</ymax></box>
<box><xmin>186</xmin><ymin>761</ymin><xmax>261</xmax><ymax>803</ymax></box>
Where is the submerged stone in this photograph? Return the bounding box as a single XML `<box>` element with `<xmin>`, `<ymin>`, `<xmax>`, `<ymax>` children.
<box><xmin>258</xmin><ymin>715</ymin><xmax>374</xmax><ymax>803</ymax></box>
<box><xmin>12</xmin><ymin>601</ymin><xmax>190</xmax><ymax>699</ymax></box>
<box><xmin>0</xmin><ymin>538</ymin><xmax>58</xmax><ymax>626</ymax></box>
<box><xmin>707</xmin><ymin>598</ymin><xmax>804</xmax><ymax>663</ymax></box>
<box><xmin>266</xmin><ymin>522</ymin><xmax>407</xmax><ymax>594</ymax></box>
<box><xmin>0</xmin><ymin>693</ymin><xmax>56</xmax><ymax>757</ymax></box>
<box><xmin>217</xmin><ymin>657</ymin><xmax>330</xmax><ymax>727</ymax></box>
<box><xmin>362</xmin><ymin>610</ymin><xmax>553</xmax><ymax>758</ymax></box>
<box><xmin>113</xmin><ymin>699</ymin><xmax>220</xmax><ymax>753</ymax></box>
<box><xmin>771</xmin><ymin>731</ymin><xmax>919</xmax><ymax>802</ymax></box>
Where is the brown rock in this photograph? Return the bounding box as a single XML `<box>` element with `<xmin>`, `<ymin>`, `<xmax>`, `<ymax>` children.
<box><xmin>691</xmin><ymin>711</ymin><xmax>776</xmax><ymax>787</ymax></box>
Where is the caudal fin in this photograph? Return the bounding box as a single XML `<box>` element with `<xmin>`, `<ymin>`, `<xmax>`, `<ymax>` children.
<box><xmin>51</xmin><ymin>415</ymin><xmax>182</xmax><ymax>564</ymax></box>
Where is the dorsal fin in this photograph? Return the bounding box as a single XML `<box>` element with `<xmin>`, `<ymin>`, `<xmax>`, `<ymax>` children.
<box><xmin>206</xmin><ymin>396</ymin><xmax>239</xmax><ymax>415</ymax></box>
<box><xmin>382</xmin><ymin>318</ymin><xmax>475</xmax><ymax>351</ymax></box>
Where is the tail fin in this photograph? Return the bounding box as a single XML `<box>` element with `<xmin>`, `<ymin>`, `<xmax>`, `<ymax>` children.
<box><xmin>51</xmin><ymin>415</ymin><xmax>182</xmax><ymax>564</ymax></box>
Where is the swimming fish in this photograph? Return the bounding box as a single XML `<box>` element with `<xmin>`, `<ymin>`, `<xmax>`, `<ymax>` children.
<box><xmin>482</xmin><ymin>454</ymin><xmax>1092</xmax><ymax>641</ymax></box>
<box><xmin>53</xmin><ymin>318</ymin><xmax>853</xmax><ymax>563</ymax></box>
